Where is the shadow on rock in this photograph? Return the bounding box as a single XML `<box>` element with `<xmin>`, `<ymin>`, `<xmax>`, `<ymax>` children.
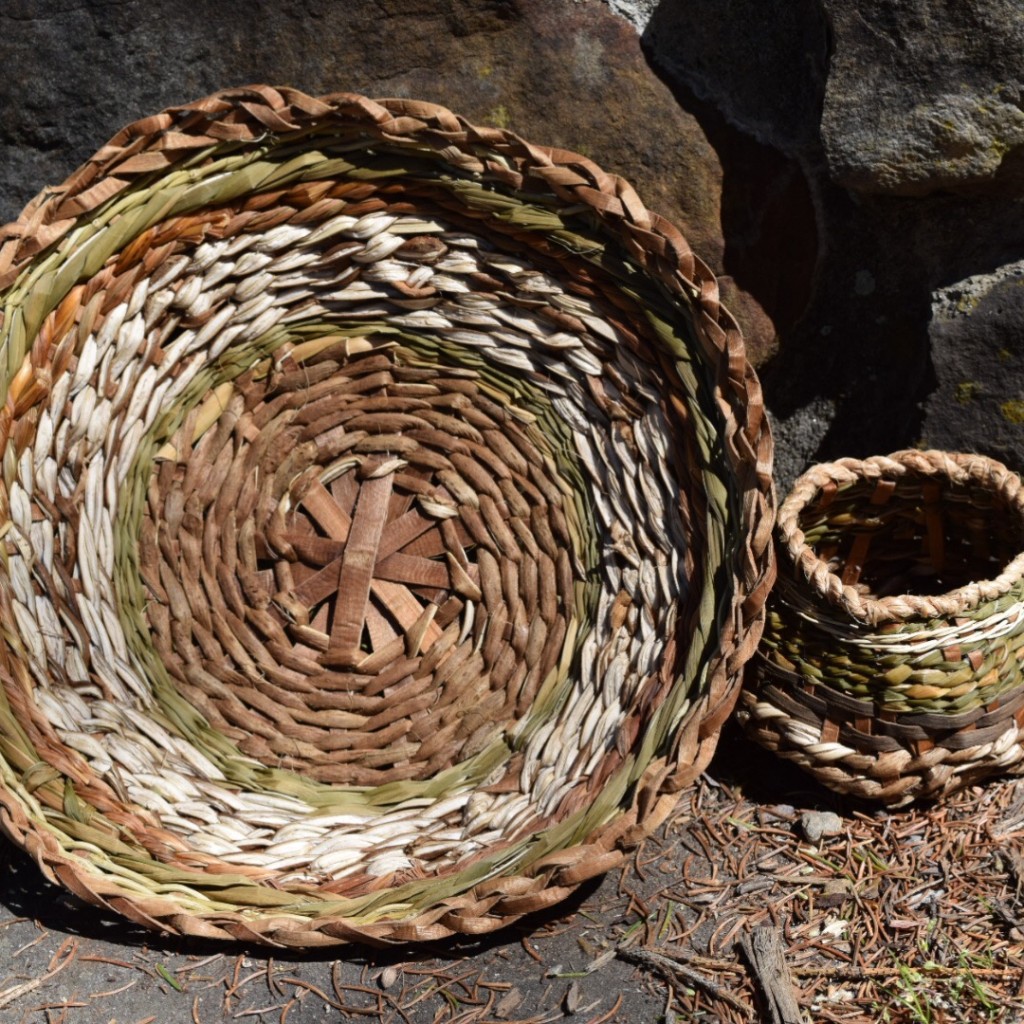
<box><xmin>638</xmin><ymin>0</ymin><xmax>1024</xmax><ymax>488</ymax></box>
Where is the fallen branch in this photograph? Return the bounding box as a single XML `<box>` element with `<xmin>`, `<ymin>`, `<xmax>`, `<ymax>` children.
<box><xmin>739</xmin><ymin>928</ymin><xmax>803</xmax><ymax>1024</ymax></box>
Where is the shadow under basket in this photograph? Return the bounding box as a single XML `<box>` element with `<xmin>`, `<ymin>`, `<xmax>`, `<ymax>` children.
<box><xmin>0</xmin><ymin>87</ymin><xmax>774</xmax><ymax>945</ymax></box>
<box><xmin>739</xmin><ymin>449</ymin><xmax>1024</xmax><ymax>806</ymax></box>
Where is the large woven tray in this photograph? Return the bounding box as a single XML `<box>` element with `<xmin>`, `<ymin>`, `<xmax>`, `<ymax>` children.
<box><xmin>0</xmin><ymin>87</ymin><xmax>773</xmax><ymax>945</ymax></box>
<box><xmin>740</xmin><ymin>449</ymin><xmax>1024</xmax><ymax>805</ymax></box>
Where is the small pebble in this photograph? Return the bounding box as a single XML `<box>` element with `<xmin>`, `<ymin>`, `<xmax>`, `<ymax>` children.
<box><xmin>800</xmin><ymin>809</ymin><xmax>843</xmax><ymax>842</ymax></box>
<box><xmin>818</xmin><ymin>878</ymin><xmax>852</xmax><ymax>907</ymax></box>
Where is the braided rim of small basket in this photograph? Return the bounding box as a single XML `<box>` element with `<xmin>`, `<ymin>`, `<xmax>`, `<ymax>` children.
<box><xmin>0</xmin><ymin>87</ymin><xmax>774</xmax><ymax>946</ymax></box>
<box><xmin>778</xmin><ymin>449</ymin><xmax>1024</xmax><ymax>627</ymax></box>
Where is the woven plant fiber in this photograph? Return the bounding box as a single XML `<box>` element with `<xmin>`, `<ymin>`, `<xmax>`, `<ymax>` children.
<box><xmin>0</xmin><ymin>86</ymin><xmax>773</xmax><ymax>946</ymax></box>
<box><xmin>740</xmin><ymin>449</ymin><xmax>1024</xmax><ymax>806</ymax></box>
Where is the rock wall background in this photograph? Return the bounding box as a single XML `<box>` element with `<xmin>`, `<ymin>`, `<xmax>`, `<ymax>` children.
<box><xmin>3</xmin><ymin>0</ymin><xmax>1024</xmax><ymax>488</ymax></box>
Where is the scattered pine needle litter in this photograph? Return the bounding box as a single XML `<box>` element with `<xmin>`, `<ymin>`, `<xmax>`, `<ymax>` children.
<box><xmin>608</xmin><ymin>741</ymin><xmax>1024</xmax><ymax>1024</ymax></box>
<box><xmin>0</xmin><ymin>936</ymin><xmax>76</xmax><ymax>1010</ymax></box>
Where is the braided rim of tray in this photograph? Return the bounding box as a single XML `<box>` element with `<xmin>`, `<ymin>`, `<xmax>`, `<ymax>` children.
<box><xmin>741</xmin><ymin>449</ymin><xmax>1024</xmax><ymax>804</ymax></box>
<box><xmin>0</xmin><ymin>86</ymin><xmax>773</xmax><ymax>945</ymax></box>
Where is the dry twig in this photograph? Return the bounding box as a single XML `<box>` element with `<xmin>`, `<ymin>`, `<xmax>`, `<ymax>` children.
<box><xmin>617</xmin><ymin>945</ymin><xmax>754</xmax><ymax>1018</ymax></box>
<box><xmin>739</xmin><ymin>927</ymin><xmax>804</xmax><ymax>1024</ymax></box>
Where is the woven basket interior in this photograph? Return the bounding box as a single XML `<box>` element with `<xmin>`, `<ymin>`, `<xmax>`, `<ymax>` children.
<box><xmin>803</xmin><ymin>474</ymin><xmax>1024</xmax><ymax>601</ymax></box>
<box><xmin>0</xmin><ymin>88</ymin><xmax>772</xmax><ymax>945</ymax></box>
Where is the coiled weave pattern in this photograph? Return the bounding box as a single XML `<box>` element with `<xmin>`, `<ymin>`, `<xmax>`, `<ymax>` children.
<box><xmin>0</xmin><ymin>87</ymin><xmax>773</xmax><ymax>945</ymax></box>
<box><xmin>740</xmin><ymin>449</ymin><xmax>1024</xmax><ymax>805</ymax></box>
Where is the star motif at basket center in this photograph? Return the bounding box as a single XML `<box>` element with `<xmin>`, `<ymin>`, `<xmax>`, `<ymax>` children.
<box><xmin>277</xmin><ymin>465</ymin><xmax>480</xmax><ymax>668</ymax></box>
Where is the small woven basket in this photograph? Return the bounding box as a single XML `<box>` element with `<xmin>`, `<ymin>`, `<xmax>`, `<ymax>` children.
<box><xmin>0</xmin><ymin>87</ymin><xmax>772</xmax><ymax>945</ymax></box>
<box><xmin>740</xmin><ymin>449</ymin><xmax>1024</xmax><ymax>805</ymax></box>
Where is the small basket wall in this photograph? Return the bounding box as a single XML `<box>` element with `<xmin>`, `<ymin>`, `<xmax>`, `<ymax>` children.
<box><xmin>0</xmin><ymin>87</ymin><xmax>773</xmax><ymax>945</ymax></box>
<box><xmin>739</xmin><ymin>449</ymin><xmax>1024</xmax><ymax>806</ymax></box>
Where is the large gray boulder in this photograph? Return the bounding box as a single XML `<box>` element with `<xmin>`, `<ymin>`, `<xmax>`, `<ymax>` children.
<box><xmin>638</xmin><ymin>0</ymin><xmax>1024</xmax><ymax>489</ymax></box>
<box><xmin>633</xmin><ymin>0</ymin><xmax>830</xmax><ymax>155</ymax></box>
<box><xmin>923</xmin><ymin>263</ymin><xmax>1024</xmax><ymax>464</ymax></box>
<box><xmin>822</xmin><ymin>0</ymin><xmax>1024</xmax><ymax>196</ymax></box>
<box><xmin>639</xmin><ymin>0</ymin><xmax>1024</xmax><ymax>197</ymax></box>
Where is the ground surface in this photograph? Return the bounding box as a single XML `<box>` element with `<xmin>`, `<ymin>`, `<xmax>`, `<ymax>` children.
<box><xmin>1</xmin><ymin>723</ymin><xmax>1022</xmax><ymax>1024</ymax></box>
